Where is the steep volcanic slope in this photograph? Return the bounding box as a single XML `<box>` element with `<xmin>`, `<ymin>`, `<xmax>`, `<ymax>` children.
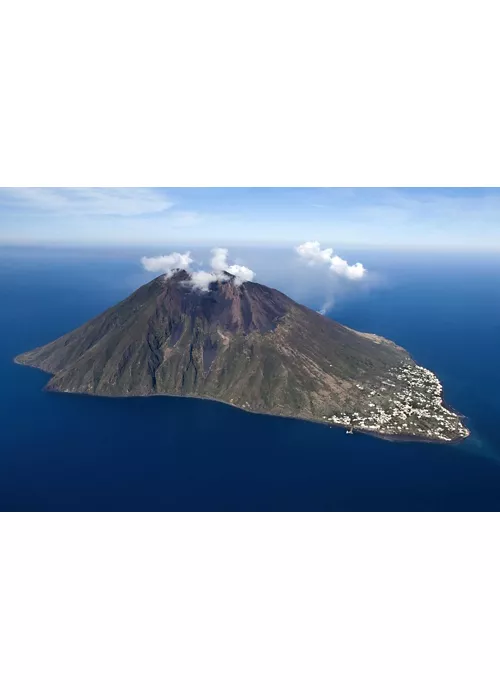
<box><xmin>16</xmin><ymin>271</ymin><xmax>469</xmax><ymax>442</ymax></box>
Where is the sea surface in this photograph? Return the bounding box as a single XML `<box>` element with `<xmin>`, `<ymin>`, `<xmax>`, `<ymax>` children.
<box><xmin>1</xmin><ymin>246</ymin><xmax>500</xmax><ymax>511</ymax></box>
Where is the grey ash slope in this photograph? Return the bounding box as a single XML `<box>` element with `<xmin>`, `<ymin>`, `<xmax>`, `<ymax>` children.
<box><xmin>16</xmin><ymin>270</ymin><xmax>469</xmax><ymax>442</ymax></box>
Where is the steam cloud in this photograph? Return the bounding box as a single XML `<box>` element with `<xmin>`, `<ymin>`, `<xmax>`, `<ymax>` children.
<box><xmin>295</xmin><ymin>241</ymin><xmax>366</xmax><ymax>280</ymax></box>
<box><xmin>210</xmin><ymin>248</ymin><xmax>255</xmax><ymax>284</ymax></box>
<box><xmin>141</xmin><ymin>251</ymin><xmax>194</xmax><ymax>275</ymax></box>
<box><xmin>295</xmin><ymin>241</ymin><xmax>367</xmax><ymax>316</ymax></box>
<box><xmin>319</xmin><ymin>300</ymin><xmax>334</xmax><ymax>316</ymax></box>
<box><xmin>141</xmin><ymin>248</ymin><xmax>255</xmax><ymax>291</ymax></box>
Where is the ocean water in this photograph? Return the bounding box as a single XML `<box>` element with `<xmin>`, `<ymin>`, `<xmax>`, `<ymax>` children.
<box><xmin>1</xmin><ymin>246</ymin><xmax>500</xmax><ymax>511</ymax></box>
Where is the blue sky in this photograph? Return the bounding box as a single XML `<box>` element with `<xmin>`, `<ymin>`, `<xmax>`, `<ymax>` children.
<box><xmin>0</xmin><ymin>187</ymin><xmax>499</xmax><ymax>250</ymax></box>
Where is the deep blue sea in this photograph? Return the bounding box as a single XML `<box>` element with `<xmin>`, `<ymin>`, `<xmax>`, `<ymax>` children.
<box><xmin>1</xmin><ymin>246</ymin><xmax>500</xmax><ymax>511</ymax></box>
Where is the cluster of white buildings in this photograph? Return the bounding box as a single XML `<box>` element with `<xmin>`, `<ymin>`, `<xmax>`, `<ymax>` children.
<box><xmin>323</xmin><ymin>363</ymin><xmax>469</xmax><ymax>442</ymax></box>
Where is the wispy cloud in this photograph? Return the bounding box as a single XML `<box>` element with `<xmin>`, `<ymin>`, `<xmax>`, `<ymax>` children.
<box><xmin>168</xmin><ymin>210</ymin><xmax>203</xmax><ymax>227</ymax></box>
<box><xmin>0</xmin><ymin>187</ymin><xmax>173</xmax><ymax>216</ymax></box>
<box><xmin>2</xmin><ymin>188</ymin><xmax>500</xmax><ymax>250</ymax></box>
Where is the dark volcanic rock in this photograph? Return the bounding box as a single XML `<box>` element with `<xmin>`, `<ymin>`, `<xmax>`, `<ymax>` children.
<box><xmin>15</xmin><ymin>271</ymin><xmax>469</xmax><ymax>442</ymax></box>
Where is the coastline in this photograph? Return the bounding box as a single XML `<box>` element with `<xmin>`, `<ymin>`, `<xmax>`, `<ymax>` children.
<box><xmin>13</xmin><ymin>355</ymin><xmax>470</xmax><ymax>445</ymax></box>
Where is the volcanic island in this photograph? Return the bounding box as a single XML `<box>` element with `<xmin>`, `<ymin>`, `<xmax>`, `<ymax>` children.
<box><xmin>15</xmin><ymin>270</ymin><xmax>470</xmax><ymax>443</ymax></box>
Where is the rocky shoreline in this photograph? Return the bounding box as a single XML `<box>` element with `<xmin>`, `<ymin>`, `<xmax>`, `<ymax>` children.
<box><xmin>15</xmin><ymin>357</ymin><xmax>469</xmax><ymax>445</ymax></box>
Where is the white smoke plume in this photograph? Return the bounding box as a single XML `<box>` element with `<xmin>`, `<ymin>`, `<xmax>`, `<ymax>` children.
<box><xmin>319</xmin><ymin>299</ymin><xmax>335</xmax><ymax>316</ymax></box>
<box><xmin>141</xmin><ymin>251</ymin><xmax>193</xmax><ymax>276</ymax></box>
<box><xmin>295</xmin><ymin>241</ymin><xmax>366</xmax><ymax>280</ymax></box>
<box><xmin>189</xmin><ymin>269</ymin><xmax>222</xmax><ymax>291</ymax></box>
<box><xmin>210</xmin><ymin>248</ymin><xmax>255</xmax><ymax>284</ymax></box>
<box><xmin>141</xmin><ymin>248</ymin><xmax>255</xmax><ymax>291</ymax></box>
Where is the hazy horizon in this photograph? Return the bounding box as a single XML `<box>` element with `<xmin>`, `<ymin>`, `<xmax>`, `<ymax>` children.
<box><xmin>1</xmin><ymin>187</ymin><xmax>500</xmax><ymax>251</ymax></box>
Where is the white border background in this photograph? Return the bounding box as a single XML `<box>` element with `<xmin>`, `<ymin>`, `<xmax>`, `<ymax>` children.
<box><xmin>1</xmin><ymin>0</ymin><xmax>500</xmax><ymax>698</ymax></box>
<box><xmin>2</xmin><ymin>0</ymin><xmax>500</xmax><ymax>186</ymax></box>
